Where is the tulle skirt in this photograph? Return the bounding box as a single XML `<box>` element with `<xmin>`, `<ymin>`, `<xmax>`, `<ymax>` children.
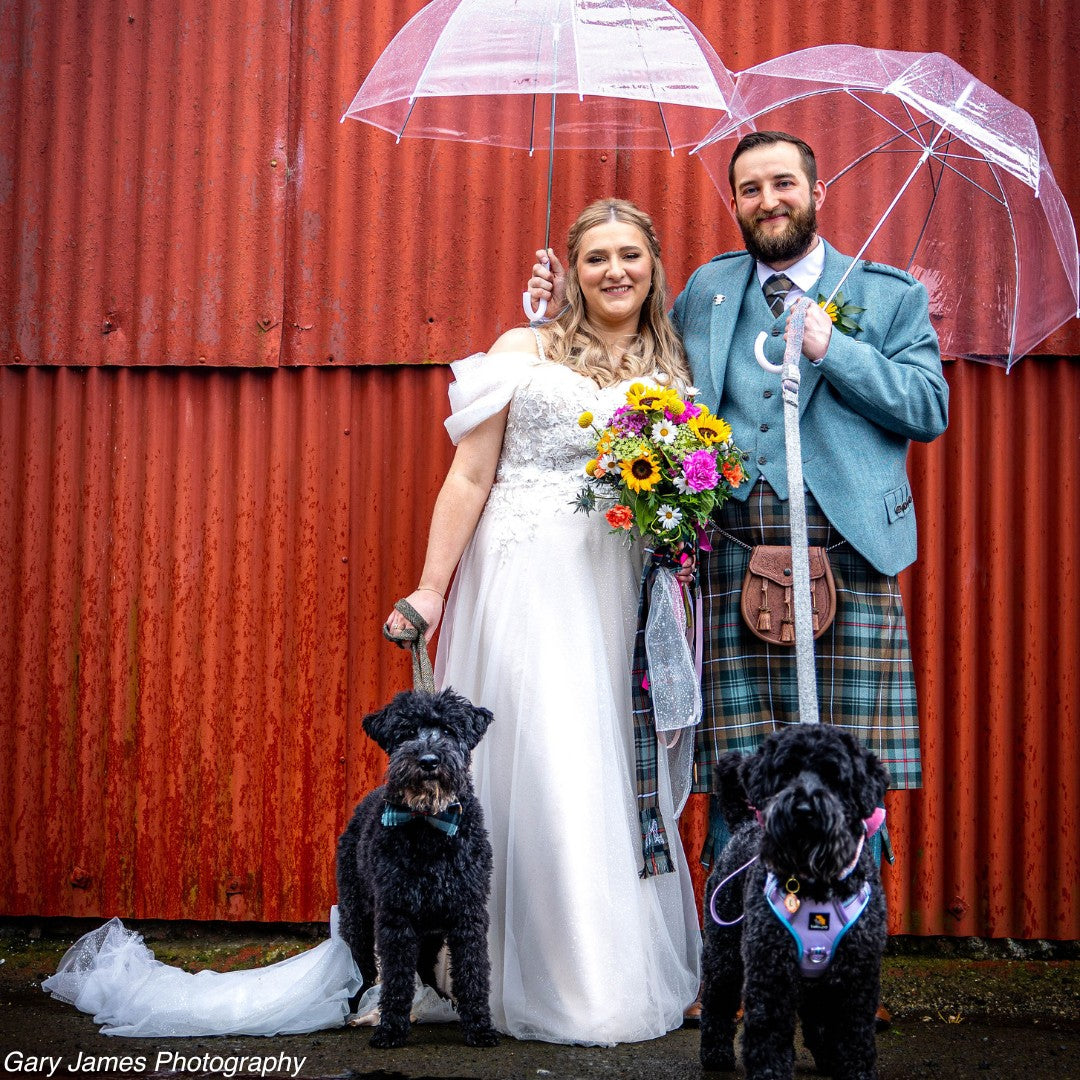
<box><xmin>42</xmin><ymin>907</ymin><xmax>361</xmax><ymax>1037</ymax></box>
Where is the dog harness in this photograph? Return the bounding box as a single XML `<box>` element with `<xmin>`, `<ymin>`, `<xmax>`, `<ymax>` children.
<box><xmin>380</xmin><ymin>801</ymin><xmax>463</xmax><ymax>837</ymax></box>
<box><xmin>764</xmin><ymin>872</ymin><xmax>872</xmax><ymax>977</ymax></box>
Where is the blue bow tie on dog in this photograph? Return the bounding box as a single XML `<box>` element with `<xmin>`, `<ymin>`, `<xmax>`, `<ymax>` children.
<box><xmin>380</xmin><ymin>801</ymin><xmax>463</xmax><ymax>837</ymax></box>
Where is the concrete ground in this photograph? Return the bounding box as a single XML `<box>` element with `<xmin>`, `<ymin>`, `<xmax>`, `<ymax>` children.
<box><xmin>1</xmin><ymin>922</ymin><xmax>1077</xmax><ymax>1079</ymax></box>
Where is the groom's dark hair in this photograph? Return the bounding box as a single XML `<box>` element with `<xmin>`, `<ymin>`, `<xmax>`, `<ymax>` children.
<box><xmin>727</xmin><ymin>131</ymin><xmax>819</xmax><ymax>192</ymax></box>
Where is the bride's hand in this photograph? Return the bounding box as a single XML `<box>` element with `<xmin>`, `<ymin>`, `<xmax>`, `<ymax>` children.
<box><xmin>384</xmin><ymin>588</ymin><xmax>444</xmax><ymax>645</ymax></box>
<box><xmin>674</xmin><ymin>547</ymin><xmax>696</xmax><ymax>587</ymax></box>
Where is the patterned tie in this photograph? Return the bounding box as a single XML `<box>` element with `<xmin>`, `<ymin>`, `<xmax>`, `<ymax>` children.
<box><xmin>762</xmin><ymin>273</ymin><xmax>794</xmax><ymax>317</ymax></box>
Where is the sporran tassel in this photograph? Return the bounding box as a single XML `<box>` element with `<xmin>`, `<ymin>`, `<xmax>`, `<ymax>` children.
<box><xmin>757</xmin><ymin>577</ymin><xmax>771</xmax><ymax>631</ymax></box>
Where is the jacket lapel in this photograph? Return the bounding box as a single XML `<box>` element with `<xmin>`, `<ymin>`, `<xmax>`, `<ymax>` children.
<box><xmin>709</xmin><ymin>256</ymin><xmax>755</xmax><ymax>395</ymax></box>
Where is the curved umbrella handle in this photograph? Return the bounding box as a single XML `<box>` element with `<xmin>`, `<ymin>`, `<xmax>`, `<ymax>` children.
<box><xmin>754</xmin><ymin>331</ymin><xmax>782</xmax><ymax>373</ymax></box>
<box><xmin>522</xmin><ymin>293</ymin><xmax>548</xmax><ymax>322</ymax></box>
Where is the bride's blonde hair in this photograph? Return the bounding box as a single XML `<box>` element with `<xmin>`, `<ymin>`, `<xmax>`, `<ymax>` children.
<box><xmin>540</xmin><ymin>199</ymin><xmax>689</xmax><ymax>388</ymax></box>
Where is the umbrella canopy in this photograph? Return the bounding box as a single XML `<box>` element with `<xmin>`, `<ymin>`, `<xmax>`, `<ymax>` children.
<box><xmin>694</xmin><ymin>45</ymin><xmax>1080</xmax><ymax>369</ymax></box>
<box><xmin>343</xmin><ymin>0</ymin><xmax>736</xmax><ymax>153</ymax></box>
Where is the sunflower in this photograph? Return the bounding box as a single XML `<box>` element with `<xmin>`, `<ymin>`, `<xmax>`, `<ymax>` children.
<box><xmin>620</xmin><ymin>452</ymin><xmax>661</xmax><ymax>492</ymax></box>
<box><xmin>688</xmin><ymin>413</ymin><xmax>732</xmax><ymax>445</ymax></box>
<box><xmin>625</xmin><ymin>383</ymin><xmax>665</xmax><ymax>413</ymax></box>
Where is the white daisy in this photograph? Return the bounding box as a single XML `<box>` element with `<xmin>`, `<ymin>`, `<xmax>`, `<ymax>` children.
<box><xmin>650</xmin><ymin>420</ymin><xmax>677</xmax><ymax>445</ymax></box>
<box><xmin>657</xmin><ymin>504</ymin><xmax>683</xmax><ymax>530</ymax></box>
<box><xmin>671</xmin><ymin>474</ymin><xmax>691</xmax><ymax>495</ymax></box>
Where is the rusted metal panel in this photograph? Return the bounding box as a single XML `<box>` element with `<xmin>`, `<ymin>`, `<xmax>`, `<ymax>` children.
<box><xmin>5</xmin><ymin>0</ymin><xmax>1077</xmax><ymax>368</ymax></box>
<box><xmin>2</xmin><ymin>359</ymin><xmax>1078</xmax><ymax>934</ymax></box>
<box><xmin>0</xmin><ymin>365</ymin><xmax>454</xmax><ymax>920</ymax></box>
<box><xmin>0</xmin><ymin>0</ymin><xmax>1078</xmax><ymax>936</ymax></box>
<box><xmin>0</xmin><ymin>0</ymin><xmax>291</xmax><ymax>367</ymax></box>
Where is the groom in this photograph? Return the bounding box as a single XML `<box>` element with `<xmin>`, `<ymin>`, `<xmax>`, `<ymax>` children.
<box><xmin>528</xmin><ymin>130</ymin><xmax>949</xmax><ymax>872</ymax></box>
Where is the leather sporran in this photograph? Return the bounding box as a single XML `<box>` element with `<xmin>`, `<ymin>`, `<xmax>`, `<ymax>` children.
<box><xmin>740</xmin><ymin>545</ymin><xmax>836</xmax><ymax>645</ymax></box>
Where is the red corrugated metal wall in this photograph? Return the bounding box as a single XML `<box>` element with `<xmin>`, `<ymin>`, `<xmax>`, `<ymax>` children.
<box><xmin>1</xmin><ymin>0</ymin><xmax>1078</xmax><ymax>935</ymax></box>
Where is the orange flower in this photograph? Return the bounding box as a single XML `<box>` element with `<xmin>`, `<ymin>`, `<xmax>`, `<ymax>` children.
<box><xmin>722</xmin><ymin>460</ymin><xmax>745</xmax><ymax>488</ymax></box>
<box><xmin>605</xmin><ymin>505</ymin><xmax>634</xmax><ymax>530</ymax></box>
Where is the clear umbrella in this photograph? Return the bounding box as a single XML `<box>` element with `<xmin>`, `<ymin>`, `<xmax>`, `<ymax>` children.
<box><xmin>341</xmin><ymin>0</ymin><xmax>736</xmax><ymax>317</ymax></box>
<box><xmin>694</xmin><ymin>45</ymin><xmax>1080</xmax><ymax>369</ymax></box>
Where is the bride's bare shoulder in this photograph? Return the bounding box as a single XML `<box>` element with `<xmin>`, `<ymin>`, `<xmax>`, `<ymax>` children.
<box><xmin>488</xmin><ymin>326</ymin><xmax>540</xmax><ymax>357</ymax></box>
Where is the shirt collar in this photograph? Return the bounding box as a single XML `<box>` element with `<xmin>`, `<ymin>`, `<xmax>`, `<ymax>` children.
<box><xmin>755</xmin><ymin>237</ymin><xmax>826</xmax><ymax>298</ymax></box>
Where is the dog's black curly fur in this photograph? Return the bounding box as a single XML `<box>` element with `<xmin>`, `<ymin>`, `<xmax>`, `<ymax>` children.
<box><xmin>336</xmin><ymin>688</ymin><xmax>499</xmax><ymax>1049</ymax></box>
<box><xmin>700</xmin><ymin>724</ymin><xmax>890</xmax><ymax>1079</ymax></box>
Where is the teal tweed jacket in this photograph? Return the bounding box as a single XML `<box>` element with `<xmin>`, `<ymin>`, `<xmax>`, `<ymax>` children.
<box><xmin>671</xmin><ymin>240</ymin><xmax>949</xmax><ymax>576</ymax></box>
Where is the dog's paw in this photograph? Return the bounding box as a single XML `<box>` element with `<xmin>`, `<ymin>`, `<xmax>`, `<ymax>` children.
<box><xmin>700</xmin><ymin>1045</ymin><xmax>736</xmax><ymax>1073</ymax></box>
<box><xmin>463</xmin><ymin>1025</ymin><xmax>500</xmax><ymax>1048</ymax></box>
<box><xmin>369</xmin><ymin>1025</ymin><xmax>408</xmax><ymax>1049</ymax></box>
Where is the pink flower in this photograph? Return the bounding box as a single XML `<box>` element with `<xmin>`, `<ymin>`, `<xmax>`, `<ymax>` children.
<box><xmin>609</xmin><ymin>406</ymin><xmax>647</xmax><ymax>435</ymax></box>
<box><xmin>681</xmin><ymin>449</ymin><xmax>719</xmax><ymax>492</ymax></box>
<box><xmin>666</xmin><ymin>402</ymin><xmax>701</xmax><ymax>424</ymax></box>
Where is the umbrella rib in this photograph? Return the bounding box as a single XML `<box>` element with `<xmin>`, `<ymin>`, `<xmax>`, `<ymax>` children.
<box><xmin>994</xmin><ymin>161</ymin><xmax>1022</xmax><ymax>368</ymax></box>
<box><xmin>903</xmin><ymin>138</ymin><xmax>950</xmax><ymax>270</ymax></box>
<box><xmin>621</xmin><ymin>0</ymin><xmax>674</xmax><ymax>154</ymax></box>
<box><xmin>827</xmin><ymin>127</ymin><xmax>921</xmax><ymax>185</ymax></box>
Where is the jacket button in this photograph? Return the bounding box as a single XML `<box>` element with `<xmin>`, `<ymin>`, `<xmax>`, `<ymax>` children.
<box><xmin>763</xmin><ymin>389</ymin><xmax>773</xmax><ymax>398</ymax></box>
<box><xmin>758</xmin><ymin>455</ymin><xmax>767</xmax><ymax>465</ymax></box>
<box><xmin>760</xmin><ymin>423</ymin><xmax>769</xmax><ymax>432</ymax></box>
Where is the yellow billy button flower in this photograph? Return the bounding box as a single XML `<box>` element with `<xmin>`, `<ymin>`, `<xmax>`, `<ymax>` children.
<box><xmin>585</xmin><ymin>459</ymin><xmax>599</xmax><ymax>477</ymax></box>
<box><xmin>578</xmin><ymin>411</ymin><xmax>594</xmax><ymax>429</ymax></box>
<box><xmin>621</xmin><ymin>452</ymin><xmax>661</xmax><ymax>493</ymax></box>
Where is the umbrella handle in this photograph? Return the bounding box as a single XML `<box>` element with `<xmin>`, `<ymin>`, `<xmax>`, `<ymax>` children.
<box><xmin>522</xmin><ymin>252</ymin><xmax>551</xmax><ymax>323</ymax></box>
<box><xmin>754</xmin><ymin>331</ymin><xmax>782</xmax><ymax>373</ymax></box>
<box><xmin>522</xmin><ymin>293</ymin><xmax>549</xmax><ymax>322</ymax></box>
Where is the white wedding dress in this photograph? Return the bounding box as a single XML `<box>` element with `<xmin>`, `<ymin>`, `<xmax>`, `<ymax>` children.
<box><xmin>436</xmin><ymin>349</ymin><xmax>701</xmax><ymax>1046</ymax></box>
<box><xmin>42</xmin><ymin>907</ymin><xmax>361</xmax><ymax>1036</ymax></box>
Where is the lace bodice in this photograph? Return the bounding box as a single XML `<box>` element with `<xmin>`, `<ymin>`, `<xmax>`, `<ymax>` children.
<box><xmin>496</xmin><ymin>363</ymin><xmax>626</xmax><ymax>484</ymax></box>
<box><xmin>444</xmin><ymin>350</ymin><xmax>638</xmax><ymax>553</ymax></box>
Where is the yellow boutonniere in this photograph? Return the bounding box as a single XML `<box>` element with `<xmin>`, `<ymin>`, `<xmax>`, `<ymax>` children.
<box><xmin>817</xmin><ymin>291</ymin><xmax>865</xmax><ymax>336</ymax></box>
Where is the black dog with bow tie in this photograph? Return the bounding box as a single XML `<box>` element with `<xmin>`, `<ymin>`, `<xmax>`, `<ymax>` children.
<box><xmin>336</xmin><ymin>688</ymin><xmax>498</xmax><ymax>1048</ymax></box>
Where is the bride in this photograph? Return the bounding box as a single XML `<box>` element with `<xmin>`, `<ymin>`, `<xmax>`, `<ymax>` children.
<box><xmin>44</xmin><ymin>199</ymin><xmax>700</xmax><ymax>1046</ymax></box>
<box><xmin>385</xmin><ymin>198</ymin><xmax>701</xmax><ymax>1046</ymax></box>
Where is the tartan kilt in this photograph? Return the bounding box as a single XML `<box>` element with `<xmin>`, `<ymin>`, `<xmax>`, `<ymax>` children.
<box><xmin>694</xmin><ymin>480</ymin><xmax>922</xmax><ymax>793</ymax></box>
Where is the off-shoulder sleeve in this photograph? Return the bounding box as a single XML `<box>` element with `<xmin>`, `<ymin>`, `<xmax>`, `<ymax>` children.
<box><xmin>443</xmin><ymin>351</ymin><xmax>538</xmax><ymax>445</ymax></box>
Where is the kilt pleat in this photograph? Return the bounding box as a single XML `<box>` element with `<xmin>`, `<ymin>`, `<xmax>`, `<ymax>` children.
<box><xmin>694</xmin><ymin>480</ymin><xmax>922</xmax><ymax>792</ymax></box>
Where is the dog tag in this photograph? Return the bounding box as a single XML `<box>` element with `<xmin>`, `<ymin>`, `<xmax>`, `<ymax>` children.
<box><xmin>783</xmin><ymin>891</ymin><xmax>801</xmax><ymax>914</ymax></box>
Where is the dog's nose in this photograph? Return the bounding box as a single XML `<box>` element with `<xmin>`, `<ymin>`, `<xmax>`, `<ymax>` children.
<box><xmin>418</xmin><ymin>753</ymin><xmax>440</xmax><ymax>772</ymax></box>
<box><xmin>794</xmin><ymin>797</ymin><xmax>814</xmax><ymax>817</ymax></box>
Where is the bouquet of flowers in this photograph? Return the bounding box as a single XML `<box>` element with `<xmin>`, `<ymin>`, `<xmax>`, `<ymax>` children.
<box><xmin>573</xmin><ymin>381</ymin><xmax>746</xmax><ymax>550</ymax></box>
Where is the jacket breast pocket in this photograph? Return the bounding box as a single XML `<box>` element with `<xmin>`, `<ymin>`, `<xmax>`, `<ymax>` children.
<box><xmin>885</xmin><ymin>482</ymin><xmax>913</xmax><ymax>524</ymax></box>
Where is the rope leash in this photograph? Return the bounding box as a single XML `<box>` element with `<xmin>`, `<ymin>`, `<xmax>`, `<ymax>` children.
<box><xmin>382</xmin><ymin>598</ymin><xmax>436</xmax><ymax>692</ymax></box>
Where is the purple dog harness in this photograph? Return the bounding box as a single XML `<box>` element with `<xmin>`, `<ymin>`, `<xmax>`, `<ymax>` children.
<box><xmin>709</xmin><ymin>807</ymin><xmax>885</xmax><ymax>977</ymax></box>
<box><xmin>763</xmin><ymin>872</ymin><xmax>872</xmax><ymax>978</ymax></box>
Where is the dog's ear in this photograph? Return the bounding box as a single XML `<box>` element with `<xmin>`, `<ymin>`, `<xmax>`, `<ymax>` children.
<box><xmin>738</xmin><ymin>741</ymin><xmax>772</xmax><ymax>811</ymax></box>
<box><xmin>361</xmin><ymin>695</ymin><xmax>408</xmax><ymax>752</ymax></box>
<box><xmin>713</xmin><ymin>752</ymin><xmax>754</xmax><ymax>828</ymax></box>
<box><xmin>433</xmin><ymin>687</ymin><xmax>493</xmax><ymax>750</ymax></box>
<box><xmin>460</xmin><ymin>700</ymin><xmax>494</xmax><ymax>750</ymax></box>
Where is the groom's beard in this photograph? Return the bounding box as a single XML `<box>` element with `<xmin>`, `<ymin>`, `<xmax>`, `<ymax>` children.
<box><xmin>738</xmin><ymin>202</ymin><xmax>818</xmax><ymax>265</ymax></box>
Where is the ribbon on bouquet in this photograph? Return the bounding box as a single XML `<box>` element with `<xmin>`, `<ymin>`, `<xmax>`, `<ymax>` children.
<box><xmin>630</xmin><ymin>547</ymin><xmax>703</xmax><ymax>878</ymax></box>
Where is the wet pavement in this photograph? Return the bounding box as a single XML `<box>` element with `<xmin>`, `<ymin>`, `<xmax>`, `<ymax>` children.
<box><xmin>2</xmin><ymin>924</ymin><xmax>1077</xmax><ymax>1079</ymax></box>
